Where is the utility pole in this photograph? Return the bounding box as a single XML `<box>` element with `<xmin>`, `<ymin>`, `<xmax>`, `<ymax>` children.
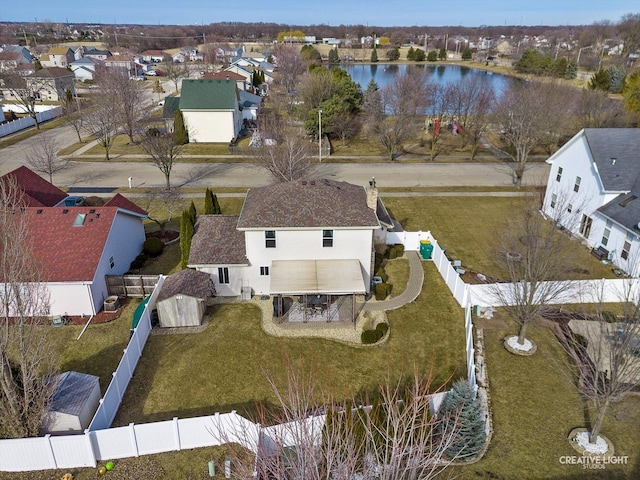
<box><xmin>318</xmin><ymin>109</ymin><xmax>323</xmax><ymax>163</ymax></box>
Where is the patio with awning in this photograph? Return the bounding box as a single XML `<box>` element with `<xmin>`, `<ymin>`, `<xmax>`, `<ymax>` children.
<box><xmin>270</xmin><ymin>259</ymin><xmax>366</xmax><ymax>324</ymax></box>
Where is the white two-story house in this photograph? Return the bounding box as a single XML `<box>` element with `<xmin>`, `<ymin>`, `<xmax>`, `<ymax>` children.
<box><xmin>188</xmin><ymin>180</ymin><xmax>391</xmax><ymax>321</ymax></box>
<box><xmin>542</xmin><ymin>128</ymin><xmax>640</xmax><ymax>274</ymax></box>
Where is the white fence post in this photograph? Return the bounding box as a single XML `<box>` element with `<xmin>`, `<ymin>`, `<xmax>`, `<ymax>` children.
<box><xmin>44</xmin><ymin>435</ymin><xmax>57</xmax><ymax>470</ymax></box>
<box><xmin>84</xmin><ymin>430</ymin><xmax>97</xmax><ymax>468</ymax></box>
<box><xmin>129</xmin><ymin>423</ymin><xmax>140</xmax><ymax>457</ymax></box>
<box><xmin>173</xmin><ymin>417</ymin><xmax>181</xmax><ymax>451</ymax></box>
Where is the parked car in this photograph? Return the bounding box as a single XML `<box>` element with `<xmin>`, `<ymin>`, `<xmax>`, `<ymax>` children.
<box><xmin>145</xmin><ymin>70</ymin><xmax>157</xmax><ymax>76</ymax></box>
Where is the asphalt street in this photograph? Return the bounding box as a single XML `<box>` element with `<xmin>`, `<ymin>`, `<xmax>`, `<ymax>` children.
<box><xmin>0</xmin><ymin>124</ymin><xmax>550</xmax><ymax>191</ymax></box>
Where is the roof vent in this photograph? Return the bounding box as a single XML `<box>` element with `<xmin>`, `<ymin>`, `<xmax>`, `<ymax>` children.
<box><xmin>62</xmin><ymin>209</ymin><xmax>69</xmax><ymax>214</ymax></box>
<box><xmin>89</xmin><ymin>209</ymin><xmax>95</xmax><ymax>214</ymax></box>
<box><xmin>36</xmin><ymin>209</ymin><xmax>43</xmax><ymax>214</ymax></box>
<box><xmin>611</xmin><ymin>157</ymin><xmax>617</xmax><ymax>165</ymax></box>
<box><xmin>302</xmin><ymin>180</ymin><xmax>307</xmax><ymax>185</ymax></box>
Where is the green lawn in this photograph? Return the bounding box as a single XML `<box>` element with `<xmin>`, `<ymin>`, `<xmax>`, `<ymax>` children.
<box><xmin>383</xmin><ymin>195</ymin><xmax>616</xmax><ymax>280</ymax></box>
<box><xmin>113</xmin><ymin>261</ymin><xmax>466</xmax><ymax>425</ymax></box>
<box><xmin>456</xmin><ymin>321</ymin><xmax>640</xmax><ymax>479</ymax></box>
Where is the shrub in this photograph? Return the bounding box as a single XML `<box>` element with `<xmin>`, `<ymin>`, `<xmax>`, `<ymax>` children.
<box><xmin>143</xmin><ymin>237</ymin><xmax>164</xmax><ymax>257</ymax></box>
<box><xmin>374</xmin><ymin>267</ymin><xmax>389</xmax><ymax>283</ymax></box>
<box><xmin>361</xmin><ymin>328</ymin><xmax>384</xmax><ymax>344</ymax></box>
<box><xmin>374</xmin><ymin>282</ymin><xmax>391</xmax><ymax>300</ymax></box>
<box><xmin>387</xmin><ymin>244</ymin><xmax>405</xmax><ymax>259</ymax></box>
<box><xmin>130</xmin><ymin>253</ymin><xmax>147</xmax><ymax>270</ymax></box>
<box><xmin>376</xmin><ymin>322</ymin><xmax>389</xmax><ymax>337</ymax></box>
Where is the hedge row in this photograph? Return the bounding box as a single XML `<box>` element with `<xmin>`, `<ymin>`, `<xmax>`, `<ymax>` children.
<box><xmin>361</xmin><ymin>322</ymin><xmax>390</xmax><ymax>344</ymax></box>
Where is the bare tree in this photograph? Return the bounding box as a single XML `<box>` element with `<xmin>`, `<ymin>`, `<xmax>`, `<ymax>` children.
<box><xmin>25</xmin><ymin>134</ymin><xmax>68</xmax><ymax>185</ymax></box>
<box><xmin>164</xmin><ymin>62</ymin><xmax>190</xmax><ymax>92</ymax></box>
<box><xmin>61</xmin><ymin>93</ymin><xmax>89</xmax><ymax>144</ymax></box>
<box><xmin>425</xmin><ymin>83</ymin><xmax>452</xmax><ymax>162</ymax></box>
<box><xmin>371</xmin><ymin>68</ymin><xmax>432</xmax><ymax>160</ymax></box>
<box><xmin>489</xmin><ymin>196</ymin><xmax>576</xmax><ymax>348</ymax></box>
<box><xmin>96</xmin><ymin>67</ymin><xmax>145</xmax><ymax>143</ymax></box>
<box><xmin>142</xmin><ymin>188</ymin><xmax>184</xmax><ymax>234</ymax></box>
<box><xmin>494</xmin><ymin>79</ymin><xmax>574</xmax><ymax>187</ymax></box>
<box><xmin>138</xmin><ymin>128</ymin><xmax>185</xmax><ymax>189</ymax></box>
<box><xmin>0</xmin><ymin>72</ymin><xmax>49</xmax><ymax>130</ymax></box>
<box><xmin>271</xmin><ymin>44</ymin><xmax>307</xmax><ymax>111</ymax></box>
<box><xmin>553</xmin><ymin>278</ymin><xmax>640</xmax><ymax>447</ymax></box>
<box><xmin>84</xmin><ymin>95</ymin><xmax>120</xmax><ymax>161</ymax></box>
<box><xmin>211</xmin><ymin>366</ymin><xmax>461</xmax><ymax>480</ymax></box>
<box><xmin>252</xmin><ymin>127</ymin><xmax>315</xmax><ymax>182</ymax></box>
<box><xmin>0</xmin><ymin>177</ymin><xmax>58</xmax><ymax>438</ymax></box>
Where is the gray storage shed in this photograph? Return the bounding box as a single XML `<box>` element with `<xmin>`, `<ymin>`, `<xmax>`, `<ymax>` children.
<box><xmin>42</xmin><ymin>371</ymin><xmax>101</xmax><ymax>435</ymax></box>
<box><xmin>156</xmin><ymin>269</ymin><xmax>215</xmax><ymax>327</ymax></box>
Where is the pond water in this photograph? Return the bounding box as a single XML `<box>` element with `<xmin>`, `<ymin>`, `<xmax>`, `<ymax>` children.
<box><xmin>343</xmin><ymin>63</ymin><xmax>510</xmax><ymax>97</ymax></box>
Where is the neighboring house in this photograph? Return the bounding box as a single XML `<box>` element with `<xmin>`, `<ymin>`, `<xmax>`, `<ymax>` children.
<box><xmin>0</xmin><ymin>167</ymin><xmax>147</xmax><ymax>316</ymax></box>
<box><xmin>26</xmin><ymin>67</ymin><xmax>75</xmax><ymax>101</ymax></box>
<box><xmin>0</xmin><ymin>49</ymin><xmax>32</xmax><ymax>71</ymax></box>
<box><xmin>139</xmin><ymin>50</ymin><xmax>171</xmax><ymax>63</ymax></box>
<box><xmin>41</xmin><ymin>47</ymin><xmax>75</xmax><ymax>68</ymax></box>
<box><xmin>232</xmin><ymin>57</ymin><xmax>275</xmax><ymax>73</ymax></box>
<box><xmin>223</xmin><ymin>63</ymin><xmax>254</xmax><ymax>87</ymax></box>
<box><xmin>156</xmin><ymin>269</ymin><xmax>214</xmax><ymax>327</ymax></box>
<box><xmin>542</xmin><ymin>128</ymin><xmax>640</xmax><ymax>274</ymax></box>
<box><xmin>82</xmin><ymin>47</ymin><xmax>111</xmax><ymax>61</ymax></box>
<box><xmin>202</xmin><ymin>70</ymin><xmax>249</xmax><ymax>91</ymax></box>
<box><xmin>188</xmin><ymin>180</ymin><xmax>386</xmax><ymax>312</ymax></box>
<box><xmin>103</xmin><ymin>55</ymin><xmax>136</xmax><ymax>76</ymax></box>
<box><xmin>178</xmin><ymin>79</ymin><xmax>243</xmax><ymax>143</ymax></box>
<box><xmin>238</xmin><ymin>89</ymin><xmax>262</xmax><ymax>121</ymax></box>
<box><xmin>70</xmin><ymin>57</ymin><xmax>103</xmax><ymax>82</ymax></box>
<box><xmin>172</xmin><ymin>47</ymin><xmax>203</xmax><ymax>63</ymax></box>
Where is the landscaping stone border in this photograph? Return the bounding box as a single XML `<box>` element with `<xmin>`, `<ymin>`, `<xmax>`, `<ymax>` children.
<box><xmin>503</xmin><ymin>335</ymin><xmax>537</xmax><ymax>356</ymax></box>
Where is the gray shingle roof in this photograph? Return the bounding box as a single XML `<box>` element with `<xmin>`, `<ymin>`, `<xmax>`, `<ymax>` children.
<box><xmin>237</xmin><ymin>180</ymin><xmax>380</xmax><ymax>229</ymax></box>
<box><xmin>157</xmin><ymin>268</ymin><xmax>213</xmax><ymax>302</ymax></box>
<box><xmin>179</xmin><ymin>79</ymin><xmax>239</xmax><ymax>110</ymax></box>
<box><xmin>584</xmin><ymin>129</ymin><xmax>640</xmax><ymax>192</ymax></box>
<box><xmin>50</xmin><ymin>371</ymin><xmax>99</xmax><ymax>416</ymax></box>
<box><xmin>188</xmin><ymin>215</ymin><xmax>248</xmax><ymax>266</ymax></box>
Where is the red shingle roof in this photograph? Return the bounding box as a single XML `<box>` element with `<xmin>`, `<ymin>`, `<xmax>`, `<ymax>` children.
<box><xmin>202</xmin><ymin>71</ymin><xmax>245</xmax><ymax>81</ymax></box>
<box><xmin>20</xmin><ymin>207</ymin><xmax>119</xmax><ymax>282</ymax></box>
<box><xmin>104</xmin><ymin>193</ymin><xmax>148</xmax><ymax>216</ymax></box>
<box><xmin>0</xmin><ymin>166</ymin><xmax>67</xmax><ymax>207</ymax></box>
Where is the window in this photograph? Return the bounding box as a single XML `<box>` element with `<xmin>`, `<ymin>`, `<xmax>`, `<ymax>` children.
<box><xmin>574</xmin><ymin>176</ymin><xmax>581</xmax><ymax>193</ymax></box>
<box><xmin>265</xmin><ymin>230</ymin><xmax>276</xmax><ymax>248</ymax></box>
<box><xmin>322</xmin><ymin>229</ymin><xmax>334</xmax><ymax>247</ymax></box>
<box><xmin>621</xmin><ymin>233</ymin><xmax>633</xmax><ymax>261</ymax></box>
<box><xmin>579</xmin><ymin>214</ymin><xmax>592</xmax><ymax>238</ymax></box>
<box><xmin>602</xmin><ymin>220</ymin><xmax>612</xmax><ymax>247</ymax></box>
<box><xmin>260</xmin><ymin>266</ymin><xmax>270</xmax><ymax>276</ymax></box>
<box><xmin>109</xmin><ymin>256</ymin><xmax>115</xmax><ymax>269</ymax></box>
<box><xmin>556</xmin><ymin>166</ymin><xmax>563</xmax><ymax>182</ymax></box>
<box><xmin>567</xmin><ymin>203</ymin><xmax>573</xmax><ymax>213</ymax></box>
<box><xmin>218</xmin><ymin>267</ymin><xmax>230</xmax><ymax>284</ymax></box>
<box><xmin>550</xmin><ymin>194</ymin><xmax>557</xmax><ymax>209</ymax></box>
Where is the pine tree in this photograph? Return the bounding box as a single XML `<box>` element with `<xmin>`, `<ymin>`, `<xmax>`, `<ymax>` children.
<box><xmin>461</xmin><ymin>47</ymin><xmax>472</xmax><ymax>60</ymax></box>
<box><xmin>435</xmin><ymin>379</ymin><xmax>486</xmax><ymax>460</ymax></box>
<box><xmin>438</xmin><ymin>47</ymin><xmax>447</xmax><ymax>60</ymax></box>
<box><xmin>328</xmin><ymin>48</ymin><xmax>339</xmax><ymax>65</ymax></box>
<box><xmin>213</xmin><ymin>193</ymin><xmax>221</xmax><ymax>214</ymax></box>
<box><xmin>589</xmin><ymin>68</ymin><xmax>611</xmax><ymax>91</ymax></box>
<box><xmin>564</xmin><ymin>60</ymin><xmax>577</xmax><ymax>80</ymax></box>
<box><xmin>427</xmin><ymin>50</ymin><xmax>438</xmax><ymax>62</ymax></box>
<box><xmin>414</xmin><ymin>48</ymin><xmax>426</xmax><ymax>61</ymax></box>
<box><xmin>407</xmin><ymin>46</ymin><xmax>415</xmax><ymax>60</ymax></box>
<box><xmin>173</xmin><ymin>109</ymin><xmax>189</xmax><ymax>145</ymax></box>
<box><xmin>188</xmin><ymin>200</ymin><xmax>197</xmax><ymax>225</ymax></box>
<box><xmin>370</xmin><ymin>46</ymin><xmax>378</xmax><ymax>63</ymax></box>
<box><xmin>204</xmin><ymin>188</ymin><xmax>214</xmax><ymax>214</ymax></box>
<box><xmin>180</xmin><ymin>209</ymin><xmax>195</xmax><ymax>269</ymax></box>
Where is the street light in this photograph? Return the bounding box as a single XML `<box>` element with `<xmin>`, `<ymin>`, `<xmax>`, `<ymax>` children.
<box><xmin>576</xmin><ymin>45</ymin><xmax>594</xmax><ymax>67</ymax></box>
<box><xmin>318</xmin><ymin>109</ymin><xmax>323</xmax><ymax>163</ymax></box>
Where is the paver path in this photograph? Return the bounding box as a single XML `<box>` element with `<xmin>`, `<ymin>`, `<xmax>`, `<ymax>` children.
<box><xmin>361</xmin><ymin>251</ymin><xmax>424</xmax><ymax>311</ymax></box>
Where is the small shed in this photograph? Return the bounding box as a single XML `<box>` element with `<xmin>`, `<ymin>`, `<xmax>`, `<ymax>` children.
<box><xmin>156</xmin><ymin>269</ymin><xmax>215</xmax><ymax>327</ymax></box>
<box><xmin>42</xmin><ymin>371</ymin><xmax>101</xmax><ymax>435</ymax></box>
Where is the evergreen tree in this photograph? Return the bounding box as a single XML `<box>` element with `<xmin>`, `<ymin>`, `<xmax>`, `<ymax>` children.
<box><xmin>427</xmin><ymin>50</ymin><xmax>438</xmax><ymax>62</ymax></box>
<box><xmin>514</xmin><ymin>49</ymin><xmax>542</xmax><ymax>74</ymax></box>
<box><xmin>386</xmin><ymin>47</ymin><xmax>400</xmax><ymax>61</ymax></box>
<box><xmin>461</xmin><ymin>47</ymin><xmax>472</xmax><ymax>60</ymax></box>
<box><xmin>213</xmin><ymin>193</ymin><xmax>221</xmax><ymax>214</ymax></box>
<box><xmin>204</xmin><ymin>188</ymin><xmax>215</xmax><ymax>214</ymax></box>
<box><xmin>438</xmin><ymin>47</ymin><xmax>447</xmax><ymax>60</ymax></box>
<box><xmin>414</xmin><ymin>48</ymin><xmax>426</xmax><ymax>61</ymax></box>
<box><xmin>328</xmin><ymin>48</ymin><xmax>340</xmax><ymax>65</ymax></box>
<box><xmin>188</xmin><ymin>200</ymin><xmax>197</xmax><ymax>225</ymax></box>
<box><xmin>564</xmin><ymin>60</ymin><xmax>578</xmax><ymax>80</ymax></box>
<box><xmin>607</xmin><ymin>66</ymin><xmax>627</xmax><ymax>94</ymax></box>
<box><xmin>173</xmin><ymin>109</ymin><xmax>189</xmax><ymax>145</ymax></box>
<box><xmin>180</xmin><ymin>209</ymin><xmax>194</xmax><ymax>269</ymax></box>
<box><xmin>589</xmin><ymin>68</ymin><xmax>612</xmax><ymax>91</ymax></box>
<box><xmin>435</xmin><ymin>379</ymin><xmax>486</xmax><ymax>460</ymax></box>
<box><xmin>551</xmin><ymin>57</ymin><xmax>568</xmax><ymax>78</ymax></box>
<box><xmin>370</xmin><ymin>46</ymin><xmax>378</xmax><ymax>63</ymax></box>
<box><xmin>407</xmin><ymin>46</ymin><xmax>415</xmax><ymax>61</ymax></box>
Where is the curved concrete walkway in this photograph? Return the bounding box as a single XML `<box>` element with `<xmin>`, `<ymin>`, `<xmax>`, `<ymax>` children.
<box><xmin>361</xmin><ymin>251</ymin><xmax>424</xmax><ymax>311</ymax></box>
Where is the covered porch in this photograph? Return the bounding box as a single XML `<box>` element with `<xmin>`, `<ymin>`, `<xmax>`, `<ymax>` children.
<box><xmin>269</xmin><ymin>259</ymin><xmax>367</xmax><ymax>325</ymax></box>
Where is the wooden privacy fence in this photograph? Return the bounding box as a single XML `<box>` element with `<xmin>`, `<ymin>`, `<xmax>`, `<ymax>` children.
<box><xmin>105</xmin><ymin>275</ymin><xmax>160</xmax><ymax>298</ymax></box>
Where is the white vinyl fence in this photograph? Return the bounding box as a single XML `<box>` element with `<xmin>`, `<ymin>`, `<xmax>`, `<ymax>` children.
<box><xmin>0</xmin><ymin>106</ymin><xmax>62</xmax><ymax>137</ymax></box>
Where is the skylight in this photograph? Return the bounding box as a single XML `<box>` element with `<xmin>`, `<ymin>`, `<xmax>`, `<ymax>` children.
<box><xmin>74</xmin><ymin>213</ymin><xmax>86</xmax><ymax>226</ymax></box>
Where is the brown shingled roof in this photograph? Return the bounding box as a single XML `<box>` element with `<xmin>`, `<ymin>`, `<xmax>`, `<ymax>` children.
<box><xmin>188</xmin><ymin>215</ymin><xmax>248</xmax><ymax>266</ymax></box>
<box><xmin>202</xmin><ymin>71</ymin><xmax>245</xmax><ymax>81</ymax></box>
<box><xmin>237</xmin><ymin>180</ymin><xmax>380</xmax><ymax>229</ymax></box>
<box><xmin>0</xmin><ymin>166</ymin><xmax>67</xmax><ymax>207</ymax></box>
<box><xmin>157</xmin><ymin>269</ymin><xmax>213</xmax><ymax>302</ymax></box>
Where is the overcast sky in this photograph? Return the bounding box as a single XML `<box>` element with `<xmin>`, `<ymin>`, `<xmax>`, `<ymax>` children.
<box><xmin>2</xmin><ymin>0</ymin><xmax>635</xmax><ymax>27</ymax></box>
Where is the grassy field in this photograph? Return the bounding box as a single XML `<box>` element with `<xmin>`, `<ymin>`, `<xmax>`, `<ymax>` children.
<box><xmin>456</xmin><ymin>318</ymin><xmax>640</xmax><ymax>479</ymax></box>
<box><xmin>383</xmin><ymin>195</ymin><xmax>616</xmax><ymax>280</ymax></box>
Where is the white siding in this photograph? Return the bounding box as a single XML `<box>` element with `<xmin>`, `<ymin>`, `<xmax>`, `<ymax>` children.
<box><xmin>157</xmin><ymin>295</ymin><xmax>204</xmax><ymax>327</ymax></box>
<box><xmin>197</xmin><ymin>265</ymin><xmax>245</xmax><ymax>296</ymax></box>
<box><xmin>47</xmin><ymin>282</ymin><xmax>95</xmax><ymax>317</ymax></box>
<box><xmin>182</xmin><ymin>110</ymin><xmax>241</xmax><ymax>143</ymax></box>
<box><xmin>244</xmin><ymin>229</ymin><xmax>374</xmax><ymax>295</ymax></box>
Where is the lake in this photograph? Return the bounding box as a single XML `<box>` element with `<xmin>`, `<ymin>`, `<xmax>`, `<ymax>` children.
<box><xmin>343</xmin><ymin>63</ymin><xmax>510</xmax><ymax>97</ymax></box>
